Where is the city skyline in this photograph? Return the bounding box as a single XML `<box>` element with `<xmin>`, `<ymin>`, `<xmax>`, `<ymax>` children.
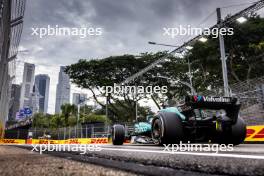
<box><xmin>16</xmin><ymin>0</ymin><xmax>264</xmax><ymax>115</ymax></box>
<box><xmin>8</xmin><ymin>84</ymin><xmax>21</xmax><ymax>121</ymax></box>
<box><xmin>20</xmin><ymin>63</ymin><xmax>35</xmax><ymax>110</ymax></box>
<box><xmin>34</xmin><ymin>74</ymin><xmax>50</xmax><ymax>114</ymax></box>
<box><xmin>55</xmin><ymin>66</ymin><xmax>71</xmax><ymax>114</ymax></box>
<box><xmin>15</xmin><ymin>61</ymin><xmax>92</xmax><ymax>115</ymax></box>
<box><xmin>72</xmin><ymin>93</ymin><xmax>88</xmax><ymax>106</ymax></box>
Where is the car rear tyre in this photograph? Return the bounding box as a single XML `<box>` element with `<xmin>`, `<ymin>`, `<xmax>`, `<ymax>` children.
<box><xmin>112</xmin><ymin>124</ymin><xmax>125</xmax><ymax>145</ymax></box>
<box><xmin>229</xmin><ymin>117</ymin><xmax>247</xmax><ymax>145</ymax></box>
<box><xmin>215</xmin><ymin>117</ymin><xmax>246</xmax><ymax>145</ymax></box>
<box><xmin>152</xmin><ymin>112</ymin><xmax>183</xmax><ymax>145</ymax></box>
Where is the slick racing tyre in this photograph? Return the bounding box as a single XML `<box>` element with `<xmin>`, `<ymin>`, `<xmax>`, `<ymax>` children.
<box><xmin>228</xmin><ymin>117</ymin><xmax>247</xmax><ymax>145</ymax></box>
<box><xmin>152</xmin><ymin>112</ymin><xmax>184</xmax><ymax>145</ymax></box>
<box><xmin>215</xmin><ymin>117</ymin><xmax>247</xmax><ymax>145</ymax></box>
<box><xmin>112</xmin><ymin>124</ymin><xmax>125</xmax><ymax>145</ymax></box>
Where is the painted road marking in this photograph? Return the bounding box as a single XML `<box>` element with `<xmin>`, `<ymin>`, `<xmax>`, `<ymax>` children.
<box><xmin>100</xmin><ymin>147</ymin><xmax>264</xmax><ymax>160</ymax></box>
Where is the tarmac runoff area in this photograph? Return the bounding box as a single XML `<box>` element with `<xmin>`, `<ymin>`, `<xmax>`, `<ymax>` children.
<box><xmin>0</xmin><ymin>145</ymin><xmax>137</xmax><ymax>176</ymax></box>
<box><xmin>1</xmin><ymin>143</ymin><xmax>264</xmax><ymax>176</ymax></box>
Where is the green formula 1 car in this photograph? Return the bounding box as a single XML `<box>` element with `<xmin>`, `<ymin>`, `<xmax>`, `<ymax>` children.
<box><xmin>112</xmin><ymin>95</ymin><xmax>247</xmax><ymax>145</ymax></box>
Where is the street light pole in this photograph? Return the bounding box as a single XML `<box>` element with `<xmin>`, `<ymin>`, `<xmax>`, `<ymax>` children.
<box><xmin>77</xmin><ymin>104</ymin><xmax>80</xmax><ymax>126</ymax></box>
<box><xmin>187</xmin><ymin>57</ymin><xmax>194</xmax><ymax>95</ymax></box>
<box><xmin>148</xmin><ymin>41</ymin><xmax>179</xmax><ymax>48</ymax></box>
<box><xmin>149</xmin><ymin>41</ymin><xmax>194</xmax><ymax>94</ymax></box>
<box><xmin>135</xmin><ymin>92</ymin><xmax>138</xmax><ymax>121</ymax></box>
<box><xmin>217</xmin><ymin>8</ymin><xmax>230</xmax><ymax>97</ymax></box>
<box><xmin>106</xmin><ymin>94</ymin><xmax>109</xmax><ymax>119</ymax></box>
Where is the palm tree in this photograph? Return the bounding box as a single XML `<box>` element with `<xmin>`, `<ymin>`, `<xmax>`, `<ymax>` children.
<box><xmin>60</xmin><ymin>104</ymin><xmax>77</xmax><ymax>126</ymax></box>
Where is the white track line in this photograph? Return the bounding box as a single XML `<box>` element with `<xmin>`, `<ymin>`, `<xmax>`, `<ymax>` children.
<box><xmin>100</xmin><ymin>147</ymin><xmax>264</xmax><ymax>160</ymax></box>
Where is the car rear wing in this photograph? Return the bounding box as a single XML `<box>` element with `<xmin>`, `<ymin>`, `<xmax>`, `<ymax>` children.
<box><xmin>185</xmin><ymin>96</ymin><xmax>241</xmax><ymax>122</ymax></box>
<box><xmin>185</xmin><ymin>95</ymin><xmax>239</xmax><ymax>109</ymax></box>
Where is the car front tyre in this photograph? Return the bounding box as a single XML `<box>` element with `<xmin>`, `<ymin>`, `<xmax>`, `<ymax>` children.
<box><xmin>112</xmin><ymin>124</ymin><xmax>125</xmax><ymax>145</ymax></box>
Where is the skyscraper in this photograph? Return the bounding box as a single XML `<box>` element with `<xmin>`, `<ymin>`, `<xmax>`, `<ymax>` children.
<box><xmin>8</xmin><ymin>84</ymin><xmax>21</xmax><ymax>121</ymax></box>
<box><xmin>72</xmin><ymin>93</ymin><xmax>87</xmax><ymax>106</ymax></box>
<box><xmin>55</xmin><ymin>66</ymin><xmax>70</xmax><ymax>113</ymax></box>
<box><xmin>35</xmin><ymin>74</ymin><xmax>50</xmax><ymax>114</ymax></box>
<box><xmin>20</xmin><ymin>63</ymin><xmax>35</xmax><ymax>110</ymax></box>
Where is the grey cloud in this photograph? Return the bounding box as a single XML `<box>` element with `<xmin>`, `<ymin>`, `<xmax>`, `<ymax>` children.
<box><xmin>19</xmin><ymin>0</ymin><xmax>257</xmax><ymax>114</ymax></box>
<box><xmin>22</xmin><ymin>0</ymin><xmax>254</xmax><ymax>60</ymax></box>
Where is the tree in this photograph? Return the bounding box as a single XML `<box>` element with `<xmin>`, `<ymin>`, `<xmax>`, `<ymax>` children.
<box><xmin>187</xmin><ymin>15</ymin><xmax>264</xmax><ymax>90</ymax></box>
<box><xmin>60</xmin><ymin>103</ymin><xmax>77</xmax><ymax>126</ymax></box>
<box><xmin>50</xmin><ymin>114</ymin><xmax>64</xmax><ymax>128</ymax></box>
<box><xmin>32</xmin><ymin>113</ymin><xmax>49</xmax><ymax>128</ymax></box>
<box><xmin>81</xmin><ymin>114</ymin><xmax>110</xmax><ymax>124</ymax></box>
<box><xmin>65</xmin><ymin>53</ymin><xmax>166</xmax><ymax>122</ymax></box>
<box><xmin>65</xmin><ymin>16</ymin><xmax>264</xmax><ymax>122</ymax></box>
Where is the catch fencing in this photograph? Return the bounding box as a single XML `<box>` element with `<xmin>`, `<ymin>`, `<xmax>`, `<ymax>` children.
<box><xmin>202</xmin><ymin>76</ymin><xmax>264</xmax><ymax>125</ymax></box>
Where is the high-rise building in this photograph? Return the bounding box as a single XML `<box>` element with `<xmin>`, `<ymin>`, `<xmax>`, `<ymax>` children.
<box><xmin>72</xmin><ymin>93</ymin><xmax>87</xmax><ymax>106</ymax></box>
<box><xmin>35</xmin><ymin>74</ymin><xmax>50</xmax><ymax>114</ymax></box>
<box><xmin>55</xmin><ymin>66</ymin><xmax>70</xmax><ymax>113</ymax></box>
<box><xmin>30</xmin><ymin>85</ymin><xmax>40</xmax><ymax>114</ymax></box>
<box><xmin>20</xmin><ymin>63</ymin><xmax>35</xmax><ymax>110</ymax></box>
<box><xmin>8</xmin><ymin>84</ymin><xmax>21</xmax><ymax>121</ymax></box>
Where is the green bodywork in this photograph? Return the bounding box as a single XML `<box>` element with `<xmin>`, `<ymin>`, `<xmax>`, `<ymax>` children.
<box><xmin>159</xmin><ymin>107</ymin><xmax>186</xmax><ymax>120</ymax></box>
<box><xmin>133</xmin><ymin>107</ymin><xmax>185</xmax><ymax>135</ymax></box>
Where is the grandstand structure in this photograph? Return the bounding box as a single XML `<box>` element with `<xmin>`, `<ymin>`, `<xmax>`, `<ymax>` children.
<box><xmin>0</xmin><ymin>0</ymin><xmax>26</xmax><ymax>138</ymax></box>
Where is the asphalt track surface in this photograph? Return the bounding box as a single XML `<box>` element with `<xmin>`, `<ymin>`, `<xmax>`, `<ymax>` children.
<box><xmin>20</xmin><ymin>143</ymin><xmax>264</xmax><ymax>176</ymax></box>
<box><xmin>0</xmin><ymin>145</ymin><xmax>137</xmax><ymax>176</ymax></box>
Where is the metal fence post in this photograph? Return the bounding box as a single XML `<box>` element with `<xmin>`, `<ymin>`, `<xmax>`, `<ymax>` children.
<box><xmin>107</xmin><ymin>125</ymin><xmax>110</xmax><ymax>137</ymax></box>
<box><xmin>75</xmin><ymin>126</ymin><xmax>77</xmax><ymax>138</ymax></box>
<box><xmin>17</xmin><ymin>129</ymin><xmax>20</xmax><ymax>139</ymax></box>
<box><xmin>74</xmin><ymin>126</ymin><xmax>78</xmax><ymax>138</ymax></box>
<box><xmin>91</xmin><ymin>126</ymin><xmax>94</xmax><ymax>138</ymax></box>
<box><xmin>80</xmin><ymin>125</ymin><xmax>83</xmax><ymax>138</ymax></box>
<box><xmin>85</xmin><ymin>125</ymin><xmax>87</xmax><ymax>138</ymax></box>
<box><xmin>69</xmin><ymin>127</ymin><xmax>71</xmax><ymax>139</ymax></box>
<box><xmin>64</xmin><ymin>127</ymin><xmax>66</xmax><ymax>140</ymax></box>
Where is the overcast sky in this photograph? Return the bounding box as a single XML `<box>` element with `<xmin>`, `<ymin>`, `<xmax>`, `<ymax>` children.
<box><xmin>16</xmin><ymin>0</ymin><xmax>263</xmax><ymax>114</ymax></box>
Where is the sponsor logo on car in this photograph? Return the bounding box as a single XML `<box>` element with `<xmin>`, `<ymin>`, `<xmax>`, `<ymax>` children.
<box><xmin>193</xmin><ymin>96</ymin><xmax>231</xmax><ymax>103</ymax></box>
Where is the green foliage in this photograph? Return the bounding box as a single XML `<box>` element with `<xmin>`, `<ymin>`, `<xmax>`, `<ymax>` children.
<box><xmin>32</xmin><ymin>113</ymin><xmax>51</xmax><ymax>128</ymax></box>
<box><xmin>32</xmin><ymin>103</ymin><xmax>112</xmax><ymax>128</ymax></box>
<box><xmin>60</xmin><ymin>103</ymin><xmax>77</xmax><ymax>126</ymax></box>
<box><xmin>188</xmin><ymin>15</ymin><xmax>264</xmax><ymax>88</ymax></box>
<box><xmin>64</xmin><ymin>16</ymin><xmax>264</xmax><ymax>122</ymax></box>
<box><xmin>81</xmin><ymin>114</ymin><xmax>110</xmax><ymax>124</ymax></box>
<box><xmin>50</xmin><ymin>114</ymin><xmax>64</xmax><ymax>128</ymax></box>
